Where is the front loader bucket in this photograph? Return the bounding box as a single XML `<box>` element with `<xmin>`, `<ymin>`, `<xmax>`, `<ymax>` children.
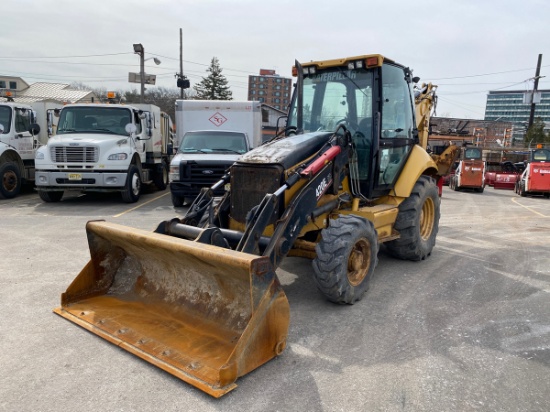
<box><xmin>53</xmin><ymin>221</ymin><xmax>290</xmax><ymax>398</ymax></box>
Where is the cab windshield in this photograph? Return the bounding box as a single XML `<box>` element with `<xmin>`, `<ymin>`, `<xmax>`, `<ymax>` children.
<box><xmin>0</xmin><ymin>106</ymin><xmax>12</xmax><ymax>133</ymax></box>
<box><xmin>56</xmin><ymin>107</ymin><xmax>134</xmax><ymax>136</ymax></box>
<box><xmin>288</xmin><ymin>69</ymin><xmax>374</xmax><ymax>137</ymax></box>
<box><xmin>179</xmin><ymin>131</ymin><xmax>248</xmax><ymax>154</ymax></box>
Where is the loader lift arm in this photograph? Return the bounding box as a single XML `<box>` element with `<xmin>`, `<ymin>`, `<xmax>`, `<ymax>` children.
<box><xmin>158</xmin><ymin>127</ymin><xmax>352</xmax><ymax>269</ymax></box>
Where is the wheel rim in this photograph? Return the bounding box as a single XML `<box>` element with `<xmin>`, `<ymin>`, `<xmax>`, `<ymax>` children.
<box><xmin>2</xmin><ymin>170</ymin><xmax>18</xmax><ymax>192</ymax></box>
<box><xmin>347</xmin><ymin>239</ymin><xmax>371</xmax><ymax>286</ymax></box>
<box><xmin>419</xmin><ymin>197</ymin><xmax>435</xmax><ymax>241</ymax></box>
<box><xmin>131</xmin><ymin>173</ymin><xmax>140</xmax><ymax>196</ymax></box>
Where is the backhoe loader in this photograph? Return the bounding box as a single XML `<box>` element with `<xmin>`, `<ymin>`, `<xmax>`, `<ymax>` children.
<box><xmin>54</xmin><ymin>54</ymin><xmax>458</xmax><ymax>397</ymax></box>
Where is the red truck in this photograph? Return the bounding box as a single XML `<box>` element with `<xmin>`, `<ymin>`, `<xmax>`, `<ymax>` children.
<box><xmin>515</xmin><ymin>148</ymin><xmax>550</xmax><ymax>198</ymax></box>
<box><xmin>449</xmin><ymin>147</ymin><xmax>485</xmax><ymax>193</ymax></box>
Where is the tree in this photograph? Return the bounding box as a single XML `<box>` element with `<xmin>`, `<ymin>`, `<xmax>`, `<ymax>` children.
<box><xmin>193</xmin><ymin>57</ymin><xmax>233</xmax><ymax>100</ymax></box>
<box><xmin>525</xmin><ymin>117</ymin><xmax>549</xmax><ymax>146</ymax></box>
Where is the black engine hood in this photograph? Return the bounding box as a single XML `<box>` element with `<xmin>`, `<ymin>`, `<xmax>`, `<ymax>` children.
<box><xmin>236</xmin><ymin>131</ymin><xmax>333</xmax><ymax>170</ymax></box>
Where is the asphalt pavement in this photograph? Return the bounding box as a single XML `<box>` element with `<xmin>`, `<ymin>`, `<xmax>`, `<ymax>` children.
<box><xmin>1</xmin><ymin>184</ymin><xmax>549</xmax><ymax>412</ymax></box>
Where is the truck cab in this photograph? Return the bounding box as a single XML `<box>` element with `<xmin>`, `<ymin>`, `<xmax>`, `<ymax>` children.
<box><xmin>0</xmin><ymin>101</ymin><xmax>43</xmax><ymax>198</ymax></box>
<box><xmin>34</xmin><ymin>103</ymin><xmax>172</xmax><ymax>203</ymax></box>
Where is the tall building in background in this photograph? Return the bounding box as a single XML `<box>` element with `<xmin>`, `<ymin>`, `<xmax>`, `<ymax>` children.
<box><xmin>484</xmin><ymin>90</ymin><xmax>550</xmax><ymax>143</ymax></box>
<box><xmin>248</xmin><ymin>69</ymin><xmax>292</xmax><ymax>112</ymax></box>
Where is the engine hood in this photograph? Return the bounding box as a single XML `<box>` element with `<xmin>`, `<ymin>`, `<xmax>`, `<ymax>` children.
<box><xmin>48</xmin><ymin>133</ymin><xmax>128</xmax><ymax>145</ymax></box>
<box><xmin>170</xmin><ymin>152</ymin><xmax>242</xmax><ymax>165</ymax></box>
<box><xmin>237</xmin><ymin>131</ymin><xmax>333</xmax><ymax>169</ymax></box>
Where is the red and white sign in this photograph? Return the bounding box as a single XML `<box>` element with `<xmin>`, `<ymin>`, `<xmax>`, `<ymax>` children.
<box><xmin>209</xmin><ymin>112</ymin><xmax>228</xmax><ymax>127</ymax></box>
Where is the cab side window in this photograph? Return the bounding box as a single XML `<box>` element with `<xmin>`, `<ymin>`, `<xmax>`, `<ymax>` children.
<box><xmin>133</xmin><ymin>112</ymin><xmax>143</xmax><ymax>134</ymax></box>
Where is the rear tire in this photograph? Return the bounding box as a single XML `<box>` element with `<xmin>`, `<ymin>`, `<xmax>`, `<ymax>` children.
<box><xmin>38</xmin><ymin>190</ymin><xmax>63</xmax><ymax>202</ymax></box>
<box><xmin>312</xmin><ymin>214</ymin><xmax>378</xmax><ymax>304</ymax></box>
<box><xmin>519</xmin><ymin>182</ymin><xmax>527</xmax><ymax>197</ymax></box>
<box><xmin>0</xmin><ymin>162</ymin><xmax>22</xmax><ymax>199</ymax></box>
<box><xmin>121</xmin><ymin>165</ymin><xmax>141</xmax><ymax>203</ymax></box>
<box><xmin>386</xmin><ymin>176</ymin><xmax>440</xmax><ymax>261</ymax></box>
<box><xmin>153</xmin><ymin>161</ymin><xmax>169</xmax><ymax>191</ymax></box>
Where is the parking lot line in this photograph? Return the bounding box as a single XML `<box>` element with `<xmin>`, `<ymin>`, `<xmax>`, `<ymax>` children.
<box><xmin>112</xmin><ymin>192</ymin><xmax>170</xmax><ymax>218</ymax></box>
<box><xmin>510</xmin><ymin>197</ymin><xmax>549</xmax><ymax>218</ymax></box>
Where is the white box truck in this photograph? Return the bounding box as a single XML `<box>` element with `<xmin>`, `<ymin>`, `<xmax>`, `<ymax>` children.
<box><xmin>0</xmin><ymin>99</ymin><xmax>60</xmax><ymax>198</ymax></box>
<box><xmin>169</xmin><ymin>100</ymin><xmax>262</xmax><ymax>207</ymax></box>
<box><xmin>34</xmin><ymin>101</ymin><xmax>173</xmax><ymax>203</ymax></box>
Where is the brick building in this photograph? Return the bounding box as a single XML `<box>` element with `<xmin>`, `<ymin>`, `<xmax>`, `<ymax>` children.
<box><xmin>247</xmin><ymin>69</ymin><xmax>292</xmax><ymax>112</ymax></box>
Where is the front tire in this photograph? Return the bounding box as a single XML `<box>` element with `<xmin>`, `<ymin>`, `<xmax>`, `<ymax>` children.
<box><xmin>312</xmin><ymin>214</ymin><xmax>378</xmax><ymax>304</ymax></box>
<box><xmin>38</xmin><ymin>190</ymin><xmax>64</xmax><ymax>202</ymax></box>
<box><xmin>0</xmin><ymin>162</ymin><xmax>22</xmax><ymax>199</ymax></box>
<box><xmin>121</xmin><ymin>165</ymin><xmax>141</xmax><ymax>203</ymax></box>
<box><xmin>386</xmin><ymin>176</ymin><xmax>440</xmax><ymax>261</ymax></box>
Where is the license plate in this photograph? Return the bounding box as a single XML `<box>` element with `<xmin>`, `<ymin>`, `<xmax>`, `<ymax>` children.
<box><xmin>68</xmin><ymin>173</ymin><xmax>82</xmax><ymax>181</ymax></box>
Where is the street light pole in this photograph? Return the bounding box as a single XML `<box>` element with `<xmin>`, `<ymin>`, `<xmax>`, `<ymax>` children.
<box><xmin>133</xmin><ymin>43</ymin><xmax>145</xmax><ymax>103</ymax></box>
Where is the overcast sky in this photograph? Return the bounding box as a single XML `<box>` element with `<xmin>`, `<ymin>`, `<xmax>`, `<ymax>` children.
<box><xmin>2</xmin><ymin>0</ymin><xmax>549</xmax><ymax>119</ymax></box>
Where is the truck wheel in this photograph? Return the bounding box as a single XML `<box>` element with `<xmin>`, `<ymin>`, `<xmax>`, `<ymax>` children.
<box><xmin>121</xmin><ymin>165</ymin><xmax>141</xmax><ymax>203</ymax></box>
<box><xmin>38</xmin><ymin>190</ymin><xmax>64</xmax><ymax>202</ymax></box>
<box><xmin>385</xmin><ymin>176</ymin><xmax>440</xmax><ymax>261</ymax></box>
<box><xmin>171</xmin><ymin>193</ymin><xmax>184</xmax><ymax>207</ymax></box>
<box><xmin>0</xmin><ymin>162</ymin><xmax>22</xmax><ymax>199</ymax></box>
<box><xmin>153</xmin><ymin>161</ymin><xmax>169</xmax><ymax>191</ymax></box>
<box><xmin>312</xmin><ymin>214</ymin><xmax>378</xmax><ymax>304</ymax></box>
<box><xmin>519</xmin><ymin>182</ymin><xmax>527</xmax><ymax>197</ymax></box>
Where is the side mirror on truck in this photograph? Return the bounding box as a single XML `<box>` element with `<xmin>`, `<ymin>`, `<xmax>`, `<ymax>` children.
<box><xmin>29</xmin><ymin>123</ymin><xmax>41</xmax><ymax>136</ymax></box>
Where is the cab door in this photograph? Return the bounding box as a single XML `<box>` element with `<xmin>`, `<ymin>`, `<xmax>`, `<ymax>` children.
<box><xmin>13</xmin><ymin>107</ymin><xmax>34</xmax><ymax>159</ymax></box>
<box><xmin>373</xmin><ymin>64</ymin><xmax>416</xmax><ymax>196</ymax></box>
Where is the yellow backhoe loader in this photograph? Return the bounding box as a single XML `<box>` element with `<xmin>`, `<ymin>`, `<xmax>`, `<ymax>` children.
<box><xmin>54</xmin><ymin>54</ymin><xmax>458</xmax><ymax>398</ymax></box>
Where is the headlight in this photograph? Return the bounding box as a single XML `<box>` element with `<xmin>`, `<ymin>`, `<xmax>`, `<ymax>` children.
<box><xmin>35</xmin><ymin>152</ymin><xmax>44</xmax><ymax>160</ymax></box>
<box><xmin>108</xmin><ymin>153</ymin><xmax>128</xmax><ymax>160</ymax></box>
<box><xmin>169</xmin><ymin>165</ymin><xmax>180</xmax><ymax>181</ymax></box>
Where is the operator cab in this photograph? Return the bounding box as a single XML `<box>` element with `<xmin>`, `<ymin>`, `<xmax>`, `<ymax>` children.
<box><xmin>286</xmin><ymin>56</ymin><xmax>418</xmax><ymax>200</ymax></box>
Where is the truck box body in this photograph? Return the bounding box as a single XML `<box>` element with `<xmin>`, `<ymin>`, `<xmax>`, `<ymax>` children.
<box><xmin>174</xmin><ymin>100</ymin><xmax>262</xmax><ymax>149</ymax></box>
<box><xmin>169</xmin><ymin>100</ymin><xmax>263</xmax><ymax>206</ymax></box>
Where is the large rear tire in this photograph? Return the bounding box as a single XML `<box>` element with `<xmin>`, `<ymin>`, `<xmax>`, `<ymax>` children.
<box><xmin>0</xmin><ymin>162</ymin><xmax>22</xmax><ymax>199</ymax></box>
<box><xmin>312</xmin><ymin>214</ymin><xmax>378</xmax><ymax>304</ymax></box>
<box><xmin>38</xmin><ymin>190</ymin><xmax>64</xmax><ymax>202</ymax></box>
<box><xmin>121</xmin><ymin>165</ymin><xmax>141</xmax><ymax>203</ymax></box>
<box><xmin>153</xmin><ymin>161</ymin><xmax>169</xmax><ymax>191</ymax></box>
<box><xmin>386</xmin><ymin>176</ymin><xmax>440</xmax><ymax>261</ymax></box>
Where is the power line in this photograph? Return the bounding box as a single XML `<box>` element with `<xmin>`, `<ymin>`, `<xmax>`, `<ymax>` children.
<box><xmin>0</xmin><ymin>52</ymin><xmax>134</xmax><ymax>59</ymax></box>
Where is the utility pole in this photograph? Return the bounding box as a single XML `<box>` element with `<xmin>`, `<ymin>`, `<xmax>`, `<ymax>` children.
<box><xmin>528</xmin><ymin>53</ymin><xmax>543</xmax><ymax>129</ymax></box>
<box><xmin>180</xmin><ymin>29</ymin><xmax>184</xmax><ymax>99</ymax></box>
<box><xmin>176</xmin><ymin>28</ymin><xmax>190</xmax><ymax>97</ymax></box>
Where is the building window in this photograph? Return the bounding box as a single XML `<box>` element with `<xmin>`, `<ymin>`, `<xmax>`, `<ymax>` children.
<box><xmin>259</xmin><ymin>84</ymin><xmax>265</xmax><ymax>89</ymax></box>
<box><xmin>0</xmin><ymin>81</ymin><xmax>6</xmax><ymax>89</ymax></box>
<box><xmin>258</xmin><ymin>90</ymin><xmax>265</xmax><ymax>96</ymax></box>
<box><xmin>9</xmin><ymin>81</ymin><xmax>16</xmax><ymax>89</ymax></box>
<box><xmin>274</xmin><ymin>92</ymin><xmax>281</xmax><ymax>97</ymax></box>
<box><xmin>276</xmin><ymin>78</ymin><xmax>282</xmax><ymax>83</ymax></box>
<box><xmin>259</xmin><ymin>77</ymin><xmax>265</xmax><ymax>82</ymax></box>
<box><xmin>250</xmin><ymin>90</ymin><xmax>256</xmax><ymax>95</ymax></box>
<box><xmin>258</xmin><ymin>97</ymin><xmax>264</xmax><ymax>103</ymax></box>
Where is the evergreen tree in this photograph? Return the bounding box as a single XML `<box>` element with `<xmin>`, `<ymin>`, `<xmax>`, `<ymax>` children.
<box><xmin>193</xmin><ymin>57</ymin><xmax>233</xmax><ymax>100</ymax></box>
<box><xmin>525</xmin><ymin>117</ymin><xmax>549</xmax><ymax>146</ymax></box>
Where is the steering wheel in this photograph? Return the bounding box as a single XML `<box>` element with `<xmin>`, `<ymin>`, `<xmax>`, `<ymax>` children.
<box><xmin>335</xmin><ymin>118</ymin><xmax>359</xmax><ymax>133</ymax></box>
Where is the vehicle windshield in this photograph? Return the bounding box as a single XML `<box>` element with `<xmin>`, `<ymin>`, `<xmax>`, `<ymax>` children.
<box><xmin>0</xmin><ymin>106</ymin><xmax>12</xmax><ymax>133</ymax></box>
<box><xmin>287</xmin><ymin>68</ymin><xmax>374</xmax><ymax>136</ymax></box>
<box><xmin>56</xmin><ymin>107</ymin><xmax>133</xmax><ymax>136</ymax></box>
<box><xmin>179</xmin><ymin>131</ymin><xmax>248</xmax><ymax>154</ymax></box>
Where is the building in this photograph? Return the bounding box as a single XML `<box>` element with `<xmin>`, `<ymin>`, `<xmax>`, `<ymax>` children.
<box><xmin>248</xmin><ymin>69</ymin><xmax>292</xmax><ymax>112</ymax></box>
<box><xmin>0</xmin><ymin>76</ymin><xmax>96</xmax><ymax>103</ymax></box>
<box><xmin>484</xmin><ymin>89</ymin><xmax>550</xmax><ymax>143</ymax></box>
<box><xmin>429</xmin><ymin>117</ymin><xmax>514</xmax><ymax>152</ymax></box>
